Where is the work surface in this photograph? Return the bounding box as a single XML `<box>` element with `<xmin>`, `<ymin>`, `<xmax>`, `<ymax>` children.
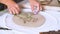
<box><xmin>0</xmin><ymin>6</ymin><xmax>60</xmax><ymax>34</ymax></box>
<box><xmin>0</xmin><ymin>0</ymin><xmax>60</xmax><ymax>34</ymax></box>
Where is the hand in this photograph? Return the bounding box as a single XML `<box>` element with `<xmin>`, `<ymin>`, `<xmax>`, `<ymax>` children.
<box><xmin>4</xmin><ymin>0</ymin><xmax>20</xmax><ymax>14</ymax></box>
<box><xmin>29</xmin><ymin>0</ymin><xmax>43</xmax><ymax>13</ymax></box>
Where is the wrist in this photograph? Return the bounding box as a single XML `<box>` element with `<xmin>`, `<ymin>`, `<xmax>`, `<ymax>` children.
<box><xmin>29</xmin><ymin>0</ymin><xmax>37</xmax><ymax>2</ymax></box>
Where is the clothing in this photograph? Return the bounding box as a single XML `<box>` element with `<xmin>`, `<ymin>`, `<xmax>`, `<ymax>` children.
<box><xmin>13</xmin><ymin>0</ymin><xmax>24</xmax><ymax>3</ymax></box>
<box><xmin>0</xmin><ymin>3</ymin><xmax>7</xmax><ymax>11</ymax></box>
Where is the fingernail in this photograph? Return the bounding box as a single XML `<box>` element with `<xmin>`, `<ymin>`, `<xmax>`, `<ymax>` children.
<box><xmin>33</xmin><ymin>11</ymin><xmax>38</xmax><ymax>15</ymax></box>
<box><xmin>33</xmin><ymin>10</ymin><xmax>38</xmax><ymax>15</ymax></box>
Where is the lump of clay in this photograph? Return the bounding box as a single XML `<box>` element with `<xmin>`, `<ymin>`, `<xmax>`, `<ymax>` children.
<box><xmin>13</xmin><ymin>12</ymin><xmax>45</xmax><ymax>27</ymax></box>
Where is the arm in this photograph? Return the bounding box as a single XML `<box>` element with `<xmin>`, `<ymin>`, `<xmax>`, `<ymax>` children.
<box><xmin>0</xmin><ymin>0</ymin><xmax>13</xmax><ymax>5</ymax></box>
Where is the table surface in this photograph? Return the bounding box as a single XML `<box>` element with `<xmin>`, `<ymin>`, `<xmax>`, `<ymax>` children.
<box><xmin>0</xmin><ymin>0</ymin><xmax>60</xmax><ymax>34</ymax></box>
<box><xmin>41</xmin><ymin>0</ymin><xmax>60</xmax><ymax>7</ymax></box>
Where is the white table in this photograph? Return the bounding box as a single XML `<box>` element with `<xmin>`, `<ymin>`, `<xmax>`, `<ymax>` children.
<box><xmin>0</xmin><ymin>1</ymin><xmax>60</xmax><ymax>34</ymax></box>
<box><xmin>0</xmin><ymin>6</ymin><xmax>60</xmax><ymax>34</ymax></box>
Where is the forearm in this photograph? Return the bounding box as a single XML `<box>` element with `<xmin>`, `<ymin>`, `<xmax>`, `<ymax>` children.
<box><xmin>0</xmin><ymin>0</ymin><xmax>13</xmax><ymax>5</ymax></box>
<box><xmin>29</xmin><ymin>0</ymin><xmax>37</xmax><ymax>3</ymax></box>
<box><xmin>29</xmin><ymin>0</ymin><xmax>37</xmax><ymax>1</ymax></box>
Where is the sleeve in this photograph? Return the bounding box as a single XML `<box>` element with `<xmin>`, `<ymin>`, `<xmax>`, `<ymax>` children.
<box><xmin>13</xmin><ymin>0</ymin><xmax>24</xmax><ymax>3</ymax></box>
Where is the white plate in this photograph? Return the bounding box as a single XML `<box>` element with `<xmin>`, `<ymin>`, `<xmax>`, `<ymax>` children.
<box><xmin>4</xmin><ymin>11</ymin><xmax>58</xmax><ymax>33</ymax></box>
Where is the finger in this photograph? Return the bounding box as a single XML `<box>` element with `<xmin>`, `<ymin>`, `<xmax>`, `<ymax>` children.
<box><xmin>33</xmin><ymin>4</ymin><xmax>40</xmax><ymax>14</ymax></box>
<box><xmin>38</xmin><ymin>3</ymin><xmax>43</xmax><ymax>11</ymax></box>
<box><xmin>36</xmin><ymin>3</ymin><xmax>40</xmax><ymax>12</ymax></box>
<box><xmin>40</xmin><ymin>5</ymin><xmax>45</xmax><ymax>11</ymax></box>
<box><xmin>31</xmin><ymin>5</ymin><xmax>34</xmax><ymax>12</ymax></box>
<box><xmin>15</xmin><ymin>5</ymin><xmax>21</xmax><ymax>14</ymax></box>
<box><xmin>13</xmin><ymin>7</ymin><xmax>19</xmax><ymax>14</ymax></box>
<box><xmin>8</xmin><ymin>8</ymin><xmax>13</xmax><ymax>14</ymax></box>
<box><xmin>42</xmin><ymin>6</ymin><xmax>45</xmax><ymax>11</ymax></box>
<box><xmin>11</xmin><ymin>7</ymin><xmax>16</xmax><ymax>14</ymax></box>
<box><xmin>15</xmin><ymin>5</ymin><xmax>20</xmax><ymax>12</ymax></box>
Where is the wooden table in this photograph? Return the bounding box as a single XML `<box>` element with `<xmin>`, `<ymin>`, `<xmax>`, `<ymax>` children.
<box><xmin>44</xmin><ymin>0</ymin><xmax>60</xmax><ymax>7</ymax></box>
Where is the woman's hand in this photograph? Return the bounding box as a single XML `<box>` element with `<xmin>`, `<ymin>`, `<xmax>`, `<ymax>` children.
<box><xmin>1</xmin><ymin>0</ymin><xmax>20</xmax><ymax>14</ymax></box>
<box><xmin>29</xmin><ymin>0</ymin><xmax>43</xmax><ymax>14</ymax></box>
<box><xmin>7</xmin><ymin>1</ymin><xmax>20</xmax><ymax>14</ymax></box>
